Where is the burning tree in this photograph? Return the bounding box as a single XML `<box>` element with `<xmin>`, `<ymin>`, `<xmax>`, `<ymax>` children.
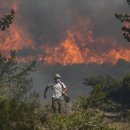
<box><xmin>115</xmin><ymin>0</ymin><xmax>130</xmax><ymax>42</ymax></box>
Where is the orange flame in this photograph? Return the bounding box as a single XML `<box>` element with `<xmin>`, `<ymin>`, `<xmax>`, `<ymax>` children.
<box><xmin>1</xmin><ymin>1</ymin><xmax>130</xmax><ymax>65</ymax></box>
<box><xmin>0</xmin><ymin>1</ymin><xmax>35</xmax><ymax>57</ymax></box>
<box><xmin>43</xmin><ymin>19</ymin><xmax>130</xmax><ymax>65</ymax></box>
<box><xmin>0</xmin><ymin>24</ymin><xmax>35</xmax><ymax>54</ymax></box>
<box><xmin>44</xmin><ymin>31</ymin><xmax>85</xmax><ymax>65</ymax></box>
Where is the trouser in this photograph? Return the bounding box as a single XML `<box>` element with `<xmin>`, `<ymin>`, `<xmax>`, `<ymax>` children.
<box><xmin>52</xmin><ymin>98</ymin><xmax>62</xmax><ymax>113</ymax></box>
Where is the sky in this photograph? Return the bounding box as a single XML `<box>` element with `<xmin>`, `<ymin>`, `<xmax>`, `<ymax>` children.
<box><xmin>1</xmin><ymin>0</ymin><xmax>130</xmax><ymax>100</ymax></box>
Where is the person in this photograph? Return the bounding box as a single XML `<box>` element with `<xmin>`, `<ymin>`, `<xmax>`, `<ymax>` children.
<box><xmin>44</xmin><ymin>74</ymin><xmax>67</xmax><ymax>113</ymax></box>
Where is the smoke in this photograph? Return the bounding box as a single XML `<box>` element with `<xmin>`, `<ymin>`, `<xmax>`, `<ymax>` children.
<box><xmin>18</xmin><ymin>0</ymin><xmax>126</xmax><ymax>42</ymax></box>
<box><xmin>33</xmin><ymin>60</ymin><xmax>130</xmax><ymax>100</ymax></box>
<box><xmin>15</xmin><ymin>0</ymin><xmax>130</xmax><ymax>65</ymax></box>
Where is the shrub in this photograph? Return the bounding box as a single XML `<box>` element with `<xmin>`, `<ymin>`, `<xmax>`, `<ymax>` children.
<box><xmin>0</xmin><ymin>99</ymin><xmax>40</xmax><ymax>130</ymax></box>
<box><xmin>47</xmin><ymin>109</ymin><xmax>114</xmax><ymax>130</ymax></box>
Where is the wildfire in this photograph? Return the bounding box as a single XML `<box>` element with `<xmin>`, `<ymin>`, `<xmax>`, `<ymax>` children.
<box><xmin>0</xmin><ymin>0</ymin><xmax>35</xmax><ymax>57</ymax></box>
<box><xmin>0</xmin><ymin>24</ymin><xmax>35</xmax><ymax>54</ymax></box>
<box><xmin>44</xmin><ymin>31</ymin><xmax>85</xmax><ymax>65</ymax></box>
<box><xmin>1</xmin><ymin>1</ymin><xmax>130</xmax><ymax>65</ymax></box>
<box><xmin>43</xmin><ymin>19</ymin><xmax>130</xmax><ymax>65</ymax></box>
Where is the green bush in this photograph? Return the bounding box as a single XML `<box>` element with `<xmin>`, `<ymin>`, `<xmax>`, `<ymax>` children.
<box><xmin>0</xmin><ymin>99</ymin><xmax>40</xmax><ymax>130</ymax></box>
<box><xmin>47</xmin><ymin>109</ymin><xmax>114</xmax><ymax>130</ymax></box>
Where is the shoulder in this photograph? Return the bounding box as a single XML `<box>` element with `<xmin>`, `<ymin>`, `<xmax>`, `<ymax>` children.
<box><xmin>59</xmin><ymin>81</ymin><xmax>67</xmax><ymax>88</ymax></box>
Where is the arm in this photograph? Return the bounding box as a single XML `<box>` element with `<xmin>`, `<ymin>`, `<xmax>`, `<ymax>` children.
<box><xmin>63</xmin><ymin>88</ymin><xmax>67</xmax><ymax>94</ymax></box>
<box><xmin>61</xmin><ymin>82</ymin><xmax>67</xmax><ymax>94</ymax></box>
<box><xmin>44</xmin><ymin>86</ymin><xmax>50</xmax><ymax>99</ymax></box>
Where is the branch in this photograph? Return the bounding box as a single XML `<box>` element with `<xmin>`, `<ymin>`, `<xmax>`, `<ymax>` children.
<box><xmin>0</xmin><ymin>9</ymin><xmax>15</xmax><ymax>31</ymax></box>
<box><xmin>0</xmin><ymin>51</ymin><xmax>17</xmax><ymax>80</ymax></box>
<box><xmin>127</xmin><ymin>0</ymin><xmax>130</xmax><ymax>5</ymax></box>
<box><xmin>115</xmin><ymin>13</ymin><xmax>130</xmax><ymax>42</ymax></box>
<box><xmin>9</xmin><ymin>60</ymin><xmax>37</xmax><ymax>82</ymax></box>
<box><xmin>74</xmin><ymin>120</ymin><xmax>107</xmax><ymax>130</ymax></box>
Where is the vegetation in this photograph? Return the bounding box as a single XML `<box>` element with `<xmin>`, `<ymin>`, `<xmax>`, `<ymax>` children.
<box><xmin>0</xmin><ymin>99</ymin><xmax>40</xmax><ymax>130</ymax></box>
<box><xmin>0</xmin><ymin>52</ymin><xmax>40</xmax><ymax>130</ymax></box>
<box><xmin>0</xmin><ymin>53</ymin><xmax>117</xmax><ymax>130</ymax></box>
<box><xmin>115</xmin><ymin>0</ymin><xmax>130</xmax><ymax>42</ymax></box>
<box><xmin>0</xmin><ymin>9</ymin><xmax>42</xmax><ymax>130</ymax></box>
<box><xmin>0</xmin><ymin>1</ymin><xmax>130</xmax><ymax>130</ymax></box>
<box><xmin>83</xmin><ymin>74</ymin><xmax>130</xmax><ymax>111</ymax></box>
<box><xmin>0</xmin><ymin>51</ymin><xmax>37</xmax><ymax>100</ymax></box>
<box><xmin>46</xmin><ymin>109</ymin><xmax>114</xmax><ymax>130</ymax></box>
<box><xmin>0</xmin><ymin>9</ymin><xmax>15</xmax><ymax>31</ymax></box>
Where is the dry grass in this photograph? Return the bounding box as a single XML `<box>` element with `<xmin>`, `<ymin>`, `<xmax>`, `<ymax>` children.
<box><xmin>108</xmin><ymin>122</ymin><xmax>130</xmax><ymax>130</ymax></box>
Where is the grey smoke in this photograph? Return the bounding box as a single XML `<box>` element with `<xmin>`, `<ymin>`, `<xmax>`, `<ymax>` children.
<box><xmin>17</xmin><ymin>0</ymin><xmax>128</xmax><ymax>44</ymax></box>
<box><xmin>32</xmin><ymin>59</ymin><xmax>130</xmax><ymax>103</ymax></box>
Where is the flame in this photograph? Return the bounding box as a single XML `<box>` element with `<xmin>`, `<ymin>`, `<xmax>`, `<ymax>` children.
<box><xmin>44</xmin><ymin>31</ymin><xmax>85</xmax><ymax>65</ymax></box>
<box><xmin>43</xmin><ymin>19</ymin><xmax>130</xmax><ymax>65</ymax></box>
<box><xmin>0</xmin><ymin>0</ymin><xmax>35</xmax><ymax>57</ymax></box>
<box><xmin>0</xmin><ymin>24</ymin><xmax>35</xmax><ymax>54</ymax></box>
<box><xmin>108</xmin><ymin>49</ymin><xmax>130</xmax><ymax>64</ymax></box>
<box><xmin>1</xmin><ymin>1</ymin><xmax>130</xmax><ymax>65</ymax></box>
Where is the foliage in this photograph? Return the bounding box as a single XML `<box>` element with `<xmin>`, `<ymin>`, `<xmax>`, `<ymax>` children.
<box><xmin>115</xmin><ymin>0</ymin><xmax>130</xmax><ymax>42</ymax></box>
<box><xmin>83</xmin><ymin>75</ymin><xmax>120</xmax><ymax>109</ymax></box>
<box><xmin>0</xmin><ymin>51</ymin><xmax>37</xmax><ymax>100</ymax></box>
<box><xmin>0</xmin><ymin>9</ymin><xmax>15</xmax><ymax>31</ymax></box>
<box><xmin>0</xmin><ymin>52</ymin><xmax>40</xmax><ymax>130</ymax></box>
<box><xmin>89</xmin><ymin>85</ymin><xmax>106</xmax><ymax>106</ymax></box>
<box><xmin>63</xmin><ymin>74</ymin><xmax>130</xmax><ymax>129</ymax></box>
<box><xmin>47</xmin><ymin>109</ymin><xmax>114</xmax><ymax>130</ymax></box>
<box><xmin>127</xmin><ymin>0</ymin><xmax>130</xmax><ymax>5</ymax></box>
<box><xmin>84</xmin><ymin>74</ymin><xmax>130</xmax><ymax>111</ymax></box>
<box><xmin>77</xmin><ymin>96</ymin><xmax>89</xmax><ymax>109</ymax></box>
<box><xmin>0</xmin><ymin>7</ymin><xmax>41</xmax><ymax>130</ymax></box>
<box><xmin>118</xmin><ymin>74</ymin><xmax>130</xmax><ymax>106</ymax></box>
<box><xmin>0</xmin><ymin>99</ymin><xmax>40</xmax><ymax>130</ymax></box>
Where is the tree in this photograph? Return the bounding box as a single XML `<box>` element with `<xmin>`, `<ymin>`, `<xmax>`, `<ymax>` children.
<box><xmin>83</xmin><ymin>75</ymin><xmax>123</xmax><ymax>111</ymax></box>
<box><xmin>83</xmin><ymin>75</ymin><xmax>119</xmax><ymax>96</ymax></box>
<box><xmin>118</xmin><ymin>74</ymin><xmax>130</xmax><ymax>106</ymax></box>
<box><xmin>0</xmin><ymin>51</ymin><xmax>37</xmax><ymax>100</ymax></box>
<box><xmin>0</xmin><ymin>7</ymin><xmax>38</xmax><ymax>101</ymax></box>
<box><xmin>0</xmin><ymin>7</ymin><xmax>41</xmax><ymax>130</ymax></box>
<box><xmin>115</xmin><ymin>0</ymin><xmax>130</xmax><ymax>42</ymax></box>
<box><xmin>0</xmin><ymin>9</ymin><xmax>15</xmax><ymax>31</ymax></box>
<box><xmin>127</xmin><ymin>0</ymin><xmax>130</xmax><ymax>5</ymax></box>
<box><xmin>83</xmin><ymin>74</ymin><xmax>130</xmax><ymax>112</ymax></box>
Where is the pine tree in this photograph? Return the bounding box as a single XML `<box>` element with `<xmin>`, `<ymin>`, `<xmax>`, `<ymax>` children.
<box><xmin>115</xmin><ymin>0</ymin><xmax>130</xmax><ymax>42</ymax></box>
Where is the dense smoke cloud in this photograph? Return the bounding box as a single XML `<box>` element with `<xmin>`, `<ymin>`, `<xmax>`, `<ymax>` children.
<box><xmin>18</xmin><ymin>0</ymin><xmax>127</xmax><ymax>44</ymax></box>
